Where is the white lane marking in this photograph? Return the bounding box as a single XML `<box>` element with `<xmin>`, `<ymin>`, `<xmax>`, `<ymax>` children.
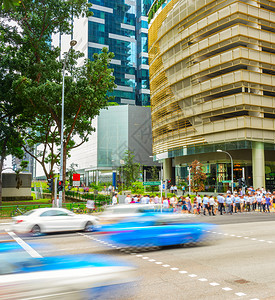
<box><xmin>251</xmin><ymin>238</ymin><xmax>257</xmax><ymax>241</ymax></box>
<box><xmin>142</xmin><ymin>257</ymin><xmax>149</xmax><ymax>260</ymax></box>
<box><xmin>212</xmin><ymin>231</ymin><xmax>216</xmax><ymax>234</ymax></box>
<box><xmin>259</xmin><ymin>240</ymin><xmax>265</xmax><ymax>242</ymax></box>
<box><xmin>136</xmin><ymin>254</ymin><xmax>143</xmax><ymax>257</ymax></box>
<box><xmin>250</xmin><ymin>298</ymin><xmax>260</xmax><ymax>300</ymax></box>
<box><xmin>21</xmin><ymin>290</ymin><xmax>80</xmax><ymax>300</ymax></box>
<box><xmin>244</xmin><ymin>237</ymin><xmax>249</xmax><ymax>239</ymax></box>
<box><xmin>222</xmin><ymin>287</ymin><xmax>232</xmax><ymax>291</ymax></box>
<box><xmin>267</xmin><ymin>241</ymin><xmax>273</xmax><ymax>243</ymax></box>
<box><xmin>170</xmin><ymin>267</ymin><xmax>179</xmax><ymax>271</ymax></box>
<box><xmin>188</xmin><ymin>274</ymin><xmax>197</xmax><ymax>277</ymax></box>
<box><xmin>198</xmin><ymin>278</ymin><xmax>208</xmax><ymax>282</ymax></box>
<box><xmin>235</xmin><ymin>292</ymin><xmax>246</xmax><ymax>297</ymax></box>
<box><xmin>148</xmin><ymin>259</ymin><xmax>155</xmax><ymax>262</ymax></box>
<box><xmin>179</xmin><ymin>271</ymin><xmax>188</xmax><ymax>274</ymax></box>
<box><xmin>162</xmin><ymin>264</ymin><xmax>170</xmax><ymax>267</ymax></box>
<box><xmin>230</xmin><ymin>234</ymin><xmax>235</xmax><ymax>237</ymax></box>
<box><xmin>6</xmin><ymin>231</ymin><xmax>42</xmax><ymax>258</ymax></box>
<box><xmin>210</xmin><ymin>282</ymin><xmax>220</xmax><ymax>286</ymax></box>
<box><xmin>155</xmin><ymin>262</ymin><xmax>162</xmax><ymax>264</ymax></box>
<box><xmin>224</xmin><ymin>233</ymin><xmax>228</xmax><ymax>236</ymax></box>
<box><xmin>236</xmin><ymin>236</ymin><xmax>242</xmax><ymax>238</ymax></box>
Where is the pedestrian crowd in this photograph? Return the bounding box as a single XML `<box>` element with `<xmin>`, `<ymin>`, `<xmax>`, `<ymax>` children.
<box><xmin>112</xmin><ymin>187</ymin><xmax>275</xmax><ymax>216</ymax></box>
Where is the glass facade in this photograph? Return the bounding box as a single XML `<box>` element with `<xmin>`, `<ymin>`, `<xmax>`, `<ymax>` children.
<box><xmin>97</xmin><ymin>106</ymin><xmax>128</xmax><ymax>168</ymax></box>
<box><xmin>88</xmin><ymin>0</ymin><xmax>153</xmax><ymax>106</ymax></box>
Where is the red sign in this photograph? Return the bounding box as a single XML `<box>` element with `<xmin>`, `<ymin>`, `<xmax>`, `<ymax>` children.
<box><xmin>73</xmin><ymin>173</ymin><xmax>80</xmax><ymax>181</ymax></box>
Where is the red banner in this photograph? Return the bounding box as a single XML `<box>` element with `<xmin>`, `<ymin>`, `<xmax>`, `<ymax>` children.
<box><xmin>73</xmin><ymin>173</ymin><xmax>80</xmax><ymax>181</ymax></box>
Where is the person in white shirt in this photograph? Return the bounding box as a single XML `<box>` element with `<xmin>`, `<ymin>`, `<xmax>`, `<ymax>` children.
<box><xmin>124</xmin><ymin>194</ymin><xmax>131</xmax><ymax>204</ymax></box>
<box><xmin>154</xmin><ymin>194</ymin><xmax>160</xmax><ymax>204</ymax></box>
<box><xmin>163</xmin><ymin>198</ymin><xmax>169</xmax><ymax>210</ymax></box>
<box><xmin>112</xmin><ymin>193</ymin><xmax>118</xmax><ymax>205</ymax></box>
<box><xmin>196</xmin><ymin>195</ymin><xmax>202</xmax><ymax>214</ymax></box>
<box><xmin>170</xmin><ymin>195</ymin><xmax>177</xmax><ymax>208</ymax></box>
<box><xmin>209</xmin><ymin>196</ymin><xmax>215</xmax><ymax>216</ymax></box>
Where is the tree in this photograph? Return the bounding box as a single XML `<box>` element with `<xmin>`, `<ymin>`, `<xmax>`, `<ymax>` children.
<box><xmin>148</xmin><ymin>165</ymin><xmax>160</xmax><ymax>192</ymax></box>
<box><xmin>120</xmin><ymin>150</ymin><xmax>141</xmax><ymax>189</ymax></box>
<box><xmin>1</xmin><ymin>0</ymin><xmax>116</xmax><ymax>200</ymax></box>
<box><xmin>67</xmin><ymin>163</ymin><xmax>78</xmax><ymax>187</ymax></box>
<box><xmin>190</xmin><ymin>160</ymin><xmax>206</xmax><ymax>193</ymax></box>
<box><xmin>0</xmin><ymin>68</ymin><xmax>27</xmax><ymax>205</ymax></box>
<box><xmin>0</xmin><ymin>0</ymin><xmax>20</xmax><ymax>10</ymax></box>
<box><xmin>148</xmin><ymin>166</ymin><xmax>159</xmax><ymax>181</ymax></box>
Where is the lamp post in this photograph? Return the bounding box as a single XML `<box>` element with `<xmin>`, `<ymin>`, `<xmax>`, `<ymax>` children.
<box><xmin>59</xmin><ymin>40</ymin><xmax>77</xmax><ymax>208</ymax></box>
<box><xmin>217</xmin><ymin>149</ymin><xmax>234</xmax><ymax>194</ymax></box>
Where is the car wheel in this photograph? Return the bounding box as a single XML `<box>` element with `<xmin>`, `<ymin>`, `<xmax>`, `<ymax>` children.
<box><xmin>181</xmin><ymin>237</ymin><xmax>197</xmax><ymax>247</ymax></box>
<box><xmin>84</xmin><ymin>221</ymin><xmax>93</xmax><ymax>232</ymax></box>
<box><xmin>31</xmin><ymin>225</ymin><xmax>41</xmax><ymax>236</ymax></box>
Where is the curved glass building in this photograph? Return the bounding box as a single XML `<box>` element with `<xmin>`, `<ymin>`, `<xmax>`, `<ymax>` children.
<box><xmin>148</xmin><ymin>0</ymin><xmax>275</xmax><ymax>191</ymax></box>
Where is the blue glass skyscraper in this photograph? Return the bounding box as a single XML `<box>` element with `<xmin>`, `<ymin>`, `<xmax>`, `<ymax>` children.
<box><xmin>87</xmin><ymin>0</ymin><xmax>153</xmax><ymax>106</ymax></box>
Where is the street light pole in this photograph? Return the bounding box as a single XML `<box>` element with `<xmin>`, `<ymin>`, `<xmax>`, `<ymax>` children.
<box><xmin>59</xmin><ymin>40</ymin><xmax>77</xmax><ymax>208</ymax></box>
<box><xmin>217</xmin><ymin>149</ymin><xmax>234</xmax><ymax>194</ymax></box>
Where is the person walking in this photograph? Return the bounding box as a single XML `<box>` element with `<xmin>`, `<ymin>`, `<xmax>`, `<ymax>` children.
<box><xmin>182</xmin><ymin>185</ymin><xmax>185</xmax><ymax>195</ymax></box>
<box><xmin>112</xmin><ymin>193</ymin><xmax>118</xmax><ymax>205</ymax></box>
<box><xmin>217</xmin><ymin>193</ymin><xmax>225</xmax><ymax>215</ymax></box>
<box><xmin>256</xmin><ymin>193</ymin><xmax>263</xmax><ymax>212</ymax></box>
<box><xmin>196</xmin><ymin>194</ymin><xmax>202</xmax><ymax>214</ymax></box>
<box><xmin>125</xmin><ymin>194</ymin><xmax>131</xmax><ymax>204</ymax></box>
<box><xmin>234</xmin><ymin>194</ymin><xmax>241</xmax><ymax>213</ymax></box>
<box><xmin>209</xmin><ymin>195</ymin><xmax>215</xmax><ymax>216</ymax></box>
<box><xmin>202</xmin><ymin>195</ymin><xmax>210</xmax><ymax>215</ymax></box>
<box><xmin>265</xmin><ymin>193</ymin><xmax>271</xmax><ymax>213</ymax></box>
<box><xmin>225</xmin><ymin>194</ymin><xmax>233</xmax><ymax>214</ymax></box>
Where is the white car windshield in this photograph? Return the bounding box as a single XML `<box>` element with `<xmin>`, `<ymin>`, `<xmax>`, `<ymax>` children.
<box><xmin>23</xmin><ymin>210</ymin><xmax>35</xmax><ymax>216</ymax></box>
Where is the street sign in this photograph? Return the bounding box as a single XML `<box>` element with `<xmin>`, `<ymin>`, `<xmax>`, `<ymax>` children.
<box><xmin>143</xmin><ymin>181</ymin><xmax>161</xmax><ymax>186</ymax></box>
<box><xmin>222</xmin><ymin>180</ymin><xmax>232</xmax><ymax>183</ymax></box>
<box><xmin>73</xmin><ymin>173</ymin><xmax>81</xmax><ymax>187</ymax></box>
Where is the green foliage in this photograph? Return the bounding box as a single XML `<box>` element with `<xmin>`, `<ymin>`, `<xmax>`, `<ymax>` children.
<box><xmin>130</xmin><ymin>181</ymin><xmax>144</xmax><ymax>194</ymax></box>
<box><xmin>0</xmin><ymin>0</ymin><xmax>20</xmax><ymax>10</ymax></box>
<box><xmin>120</xmin><ymin>150</ymin><xmax>141</xmax><ymax>189</ymax></box>
<box><xmin>0</xmin><ymin>0</ymin><xmax>116</xmax><ymax>183</ymax></box>
<box><xmin>148</xmin><ymin>166</ymin><xmax>159</xmax><ymax>181</ymax></box>
<box><xmin>108</xmin><ymin>102</ymin><xmax>119</xmax><ymax>106</ymax></box>
<box><xmin>67</xmin><ymin>163</ymin><xmax>78</xmax><ymax>186</ymax></box>
<box><xmin>190</xmin><ymin>160</ymin><xmax>206</xmax><ymax>193</ymax></box>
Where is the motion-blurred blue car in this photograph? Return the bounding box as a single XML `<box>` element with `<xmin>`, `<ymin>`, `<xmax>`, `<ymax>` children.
<box><xmin>96</xmin><ymin>213</ymin><xmax>217</xmax><ymax>249</ymax></box>
<box><xmin>0</xmin><ymin>243</ymin><xmax>136</xmax><ymax>300</ymax></box>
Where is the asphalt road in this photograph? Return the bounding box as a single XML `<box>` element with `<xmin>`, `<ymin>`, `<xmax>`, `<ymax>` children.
<box><xmin>2</xmin><ymin>212</ymin><xmax>275</xmax><ymax>300</ymax></box>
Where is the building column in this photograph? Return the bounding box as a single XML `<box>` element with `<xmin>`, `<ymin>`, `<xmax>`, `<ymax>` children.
<box><xmin>85</xmin><ymin>171</ymin><xmax>89</xmax><ymax>186</ymax></box>
<box><xmin>252</xmin><ymin>142</ymin><xmax>265</xmax><ymax>189</ymax></box>
<box><xmin>95</xmin><ymin>170</ymin><xmax>99</xmax><ymax>185</ymax></box>
<box><xmin>163</xmin><ymin>158</ymin><xmax>172</xmax><ymax>181</ymax></box>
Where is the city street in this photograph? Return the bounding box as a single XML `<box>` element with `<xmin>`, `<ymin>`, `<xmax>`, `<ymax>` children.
<box><xmin>2</xmin><ymin>212</ymin><xmax>275</xmax><ymax>300</ymax></box>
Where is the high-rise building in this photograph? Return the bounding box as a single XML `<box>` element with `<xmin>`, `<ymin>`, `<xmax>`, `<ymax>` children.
<box><xmin>69</xmin><ymin>0</ymin><xmax>153</xmax><ymax>106</ymax></box>
<box><xmin>148</xmin><ymin>0</ymin><xmax>275</xmax><ymax>190</ymax></box>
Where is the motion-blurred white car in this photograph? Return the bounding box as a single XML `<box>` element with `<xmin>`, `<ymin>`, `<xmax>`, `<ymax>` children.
<box><xmin>99</xmin><ymin>204</ymin><xmax>196</xmax><ymax>224</ymax></box>
<box><xmin>99</xmin><ymin>204</ymin><xmax>161</xmax><ymax>224</ymax></box>
<box><xmin>11</xmin><ymin>208</ymin><xmax>99</xmax><ymax>235</ymax></box>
